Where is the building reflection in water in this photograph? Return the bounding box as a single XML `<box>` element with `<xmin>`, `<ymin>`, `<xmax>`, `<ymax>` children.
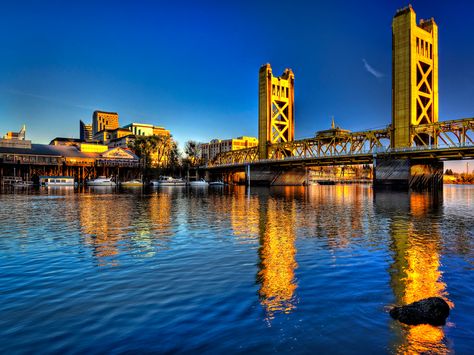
<box><xmin>376</xmin><ymin>191</ymin><xmax>452</xmax><ymax>354</ymax></box>
<box><xmin>306</xmin><ymin>184</ymin><xmax>371</xmax><ymax>249</ymax></box>
<box><xmin>256</xmin><ymin>190</ymin><xmax>298</xmax><ymax>321</ymax></box>
<box><xmin>78</xmin><ymin>191</ymin><xmax>173</xmax><ymax>266</ymax></box>
<box><xmin>229</xmin><ymin>189</ymin><xmax>260</xmax><ymax>242</ymax></box>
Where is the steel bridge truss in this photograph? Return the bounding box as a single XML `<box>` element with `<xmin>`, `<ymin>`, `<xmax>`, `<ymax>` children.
<box><xmin>210</xmin><ymin>128</ymin><xmax>390</xmax><ymax>166</ymax></box>
<box><xmin>412</xmin><ymin>118</ymin><xmax>474</xmax><ymax>148</ymax></box>
<box><xmin>209</xmin><ymin>118</ymin><xmax>474</xmax><ymax>167</ymax></box>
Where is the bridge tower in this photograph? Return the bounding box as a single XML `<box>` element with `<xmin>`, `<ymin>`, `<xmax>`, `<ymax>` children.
<box><xmin>258</xmin><ymin>64</ymin><xmax>295</xmax><ymax>159</ymax></box>
<box><xmin>392</xmin><ymin>5</ymin><xmax>438</xmax><ymax>148</ymax></box>
<box><xmin>375</xmin><ymin>6</ymin><xmax>443</xmax><ymax>190</ymax></box>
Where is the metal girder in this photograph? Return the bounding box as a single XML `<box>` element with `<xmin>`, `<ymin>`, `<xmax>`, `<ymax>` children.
<box><xmin>207</xmin><ymin>118</ymin><xmax>474</xmax><ymax>169</ymax></box>
<box><xmin>412</xmin><ymin>117</ymin><xmax>474</xmax><ymax>148</ymax></box>
<box><xmin>208</xmin><ymin>128</ymin><xmax>390</xmax><ymax>167</ymax></box>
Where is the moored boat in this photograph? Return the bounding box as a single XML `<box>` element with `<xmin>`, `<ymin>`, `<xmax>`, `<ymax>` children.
<box><xmin>317</xmin><ymin>180</ymin><xmax>336</xmax><ymax>185</ymax></box>
<box><xmin>152</xmin><ymin>176</ymin><xmax>186</xmax><ymax>186</ymax></box>
<box><xmin>209</xmin><ymin>181</ymin><xmax>225</xmax><ymax>186</ymax></box>
<box><xmin>86</xmin><ymin>176</ymin><xmax>116</xmax><ymax>186</ymax></box>
<box><xmin>120</xmin><ymin>179</ymin><xmax>143</xmax><ymax>187</ymax></box>
<box><xmin>189</xmin><ymin>179</ymin><xmax>209</xmax><ymax>187</ymax></box>
<box><xmin>39</xmin><ymin>176</ymin><xmax>75</xmax><ymax>186</ymax></box>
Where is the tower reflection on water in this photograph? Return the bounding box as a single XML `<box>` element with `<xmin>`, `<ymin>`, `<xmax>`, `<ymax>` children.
<box><xmin>257</xmin><ymin>195</ymin><xmax>298</xmax><ymax>320</ymax></box>
<box><xmin>228</xmin><ymin>187</ymin><xmax>300</xmax><ymax>321</ymax></box>
<box><xmin>75</xmin><ymin>185</ymin><xmax>454</xmax><ymax>350</ymax></box>
<box><xmin>377</xmin><ymin>191</ymin><xmax>452</xmax><ymax>354</ymax></box>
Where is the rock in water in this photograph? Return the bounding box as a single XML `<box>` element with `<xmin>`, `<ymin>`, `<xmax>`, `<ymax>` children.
<box><xmin>390</xmin><ymin>297</ymin><xmax>450</xmax><ymax>326</ymax></box>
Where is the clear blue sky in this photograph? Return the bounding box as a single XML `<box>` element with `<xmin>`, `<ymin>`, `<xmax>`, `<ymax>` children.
<box><xmin>0</xmin><ymin>0</ymin><xmax>473</xmax><ymax>170</ymax></box>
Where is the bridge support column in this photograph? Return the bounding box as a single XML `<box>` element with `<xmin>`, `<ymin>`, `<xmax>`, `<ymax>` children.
<box><xmin>246</xmin><ymin>166</ymin><xmax>307</xmax><ymax>186</ymax></box>
<box><xmin>373</xmin><ymin>158</ymin><xmax>443</xmax><ymax>191</ymax></box>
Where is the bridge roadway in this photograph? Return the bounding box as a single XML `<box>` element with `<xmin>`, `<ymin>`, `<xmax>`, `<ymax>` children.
<box><xmin>206</xmin><ymin>117</ymin><xmax>474</xmax><ymax>170</ymax></box>
<box><xmin>206</xmin><ymin>144</ymin><xmax>474</xmax><ymax>170</ymax></box>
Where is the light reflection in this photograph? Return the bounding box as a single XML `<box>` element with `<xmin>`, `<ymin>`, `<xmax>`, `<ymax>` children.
<box><xmin>381</xmin><ymin>191</ymin><xmax>452</xmax><ymax>354</ymax></box>
<box><xmin>78</xmin><ymin>192</ymin><xmax>173</xmax><ymax>266</ymax></box>
<box><xmin>230</xmin><ymin>192</ymin><xmax>260</xmax><ymax>241</ymax></box>
<box><xmin>257</xmin><ymin>196</ymin><xmax>298</xmax><ymax>321</ymax></box>
<box><xmin>306</xmin><ymin>184</ymin><xmax>372</xmax><ymax>249</ymax></box>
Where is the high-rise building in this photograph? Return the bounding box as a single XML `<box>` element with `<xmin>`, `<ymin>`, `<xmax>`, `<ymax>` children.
<box><xmin>92</xmin><ymin>110</ymin><xmax>119</xmax><ymax>135</ymax></box>
<box><xmin>80</xmin><ymin>120</ymin><xmax>93</xmax><ymax>141</ymax></box>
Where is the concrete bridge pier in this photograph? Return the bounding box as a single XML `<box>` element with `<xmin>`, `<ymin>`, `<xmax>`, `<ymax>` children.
<box><xmin>373</xmin><ymin>158</ymin><xmax>443</xmax><ymax>191</ymax></box>
<box><xmin>246</xmin><ymin>166</ymin><xmax>307</xmax><ymax>186</ymax></box>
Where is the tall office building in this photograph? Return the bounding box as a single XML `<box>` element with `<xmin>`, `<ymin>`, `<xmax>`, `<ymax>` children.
<box><xmin>92</xmin><ymin>110</ymin><xmax>119</xmax><ymax>135</ymax></box>
<box><xmin>79</xmin><ymin>120</ymin><xmax>93</xmax><ymax>141</ymax></box>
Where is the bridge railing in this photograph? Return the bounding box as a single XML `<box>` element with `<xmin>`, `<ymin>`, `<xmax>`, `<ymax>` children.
<box><xmin>412</xmin><ymin>117</ymin><xmax>474</xmax><ymax>147</ymax></box>
<box><xmin>207</xmin><ymin>118</ymin><xmax>474</xmax><ymax>168</ymax></box>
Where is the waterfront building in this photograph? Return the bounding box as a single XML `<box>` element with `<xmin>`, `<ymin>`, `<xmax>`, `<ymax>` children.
<box><xmin>0</xmin><ymin>125</ymin><xmax>31</xmax><ymax>149</ymax></box>
<box><xmin>92</xmin><ymin>110</ymin><xmax>119</xmax><ymax>135</ymax></box>
<box><xmin>201</xmin><ymin>136</ymin><xmax>258</xmax><ymax>162</ymax></box>
<box><xmin>123</xmin><ymin>123</ymin><xmax>170</xmax><ymax>137</ymax></box>
<box><xmin>93</xmin><ymin>127</ymin><xmax>133</xmax><ymax>146</ymax></box>
<box><xmin>50</xmin><ymin>137</ymin><xmax>85</xmax><ymax>146</ymax></box>
<box><xmin>109</xmin><ymin>135</ymin><xmax>136</xmax><ymax>149</ymax></box>
<box><xmin>80</xmin><ymin>120</ymin><xmax>93</xmax><ymax>141</ymax></box>
<box><xmin>0</xmin><ymin>132</ymin><xmax>140</xmax><ymax>184</ymax></box>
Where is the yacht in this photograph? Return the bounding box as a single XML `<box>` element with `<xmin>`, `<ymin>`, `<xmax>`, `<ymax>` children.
<box><xmin>120</xmin><ymin>179</ymin><xmax>143</xmax><ymax>187</ymax></box>
<box><xmin>209</xmin><ymin>180</ymin><xmax>225</xmax><ymax>186</ymax></box>
<box><xmin>152</xmin><ymin>176</ymin><xmax>186</xmax><ymax>186</ymax></box>
<box><xmin>86</xmin><ymin>176</ymin><xmax>116</xmax><ymax>186</ymax></box>
<box><xmin>189</xmin><ymin>179</ymin><xmax>209</xmax><ymax>187</ymax></box>
<box><xmin>39</xmin><ymin>176</ymin><xmax>75</xmax><ymax>186</ymax></box>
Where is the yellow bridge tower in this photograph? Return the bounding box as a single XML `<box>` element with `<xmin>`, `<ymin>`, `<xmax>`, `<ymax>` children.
<box><xmin>392</xmin><ymin>5</ymin><xmax>438</xmax><ymax>148</ymax></box>
<box><xmin>258</xmin><ymin>64</ymin><xmax>295</xmax><ymax>159</ymax></box>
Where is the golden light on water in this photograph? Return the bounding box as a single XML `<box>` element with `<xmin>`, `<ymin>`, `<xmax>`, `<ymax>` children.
<box><xmin>257</xmin><ymin>198</ymin><xmax>298</xmax><ymax>320</ymax></box>
<box><xmin>390</xmin><ymin>192</ymin><xmax>453</xmax><ymax>354</ymax></box>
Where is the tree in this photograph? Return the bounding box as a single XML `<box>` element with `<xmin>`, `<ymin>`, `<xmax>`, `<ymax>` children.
<box><xmin>184</xmin><ymin>140</ymin><xmax>202</xmax><ymax>167</ymax></box>
<box><xmin>129</xmin><ymin>135</ymin><xmax>180</xmax><ymax>169</ymax></box>
<box><xmin>445</xmin><ymin>169</ymin><xmax>454</xmax><ymax>175</ymax></box>
<box><xmin>129</xmin><ymin>136</ymin><xmax>155</xmax><ymax>168</ymax></box>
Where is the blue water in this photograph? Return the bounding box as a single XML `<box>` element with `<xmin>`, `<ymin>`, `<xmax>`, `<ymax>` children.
<box><xmin>0</xmin><ymin>185</ymin><xmax>473</xmax><ymax>353</ymax></box>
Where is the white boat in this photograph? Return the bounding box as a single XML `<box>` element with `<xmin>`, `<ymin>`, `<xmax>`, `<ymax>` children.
<box><xmin>152</xmin><ymin>176</ymin><xmax>187</xmax><ymax>186</ymax></box>
<box><xmin>209</xmin><ymin>181</ymin><xmax>225</xmax><ymax>186</ymax></box>
<box><xmin>13</xmin><ymin>180</ymin><xmax>34</xmax><ymax>187</ymax></box>
<box><xmin>120</xmin><ymin>179</ymin><xmax>143</xmax><ymax>187</ymax></box>
<box><xmin>189</xmin><ymin>179</ymin><xmax>209</xmax><ymax>187</ymax></box>
<box><xmin>87</xmin><ymin>176</ymin><xmax>116</xmax><ymax>186</ymax></box>
<box><xmin>40</xmin><ymin>176</ymin><xmax>75</xmax><ymax>186</ymax></box>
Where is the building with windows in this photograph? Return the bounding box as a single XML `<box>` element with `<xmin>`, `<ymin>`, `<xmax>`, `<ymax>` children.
<box><xmin>123</xmin><ymin>123</ymin><xmax>170</xmax><ymax>137</ymax></box>
<box><xmin>109</xmin><ymin>135</ymin><xmax>136</xmax><ymax>149</ymax></box>
<box><xmin>92</xmin><ymin>127</ymin><xmax>133</xmax><ymax>146</ymax></box>
<box><xmin>80</xmin><ymin>120</ymin><xmax>93</xmax><ymax>141</ymax></box>
<box><xmin>0</xmin><ymin>125</ymin><xmax>31</xmax><ymax>149</ymax></box>
<box><xmin>201</xmin><ymin>136</ymin><xmax>258</xmax><ymax>162</ymax></box>
<box><xmin>92</xmin><ymin>110</ymin><xmax>119</xmax><ymax>135</ymax></box>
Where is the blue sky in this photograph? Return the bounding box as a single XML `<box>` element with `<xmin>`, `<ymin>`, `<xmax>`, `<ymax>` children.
<box><xmin>0</xmin><ymin>0</ymin><xmax>473</xmax><ymax>170</ymax></box>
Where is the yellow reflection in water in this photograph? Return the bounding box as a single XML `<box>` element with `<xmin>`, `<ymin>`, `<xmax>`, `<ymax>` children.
<box><xmin>230</xmin><ymin>193</ymin><xmax>260</xmax><ymax>241</ymax></box>
<box><xmin>258</xmin><ymin>197</ymin><xmax>298</xmax><ymax>320</ymax></box>
<box><xmin>79</xmin><ymin>193</ymin><xmax>173</xmax><ymax>266</ymax></box>
<box><xmin>79</xmin><ymin>195</ymin><xmax>131</xmax><ymax>264</ymax></box>
<box><xmin>306</xmin><ymin>184</ymin><xmax>371</xmax><ymax>249</ymax></box>
<box><xmin>389</xmin><ymin>192</ymin><xmax>452</xmax><ymax>354</ymax></box>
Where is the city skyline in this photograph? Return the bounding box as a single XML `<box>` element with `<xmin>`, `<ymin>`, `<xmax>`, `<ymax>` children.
<box><xmin>1</xmin><ymin>1</ymin><xmax>473</xmax><ymax>170</ymax></box>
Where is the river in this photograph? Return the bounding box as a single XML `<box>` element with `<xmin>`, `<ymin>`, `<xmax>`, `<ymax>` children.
<box><xmin>0</xmin><ymin>185</ymin><xmax>473</xmax><ymax>353</ymax></box>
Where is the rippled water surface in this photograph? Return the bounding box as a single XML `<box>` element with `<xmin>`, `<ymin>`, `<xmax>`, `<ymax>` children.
<box><xmin>1</xmin><ymin>185</ymin><xmax>473</xmax><ymax>354</ymax></box>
